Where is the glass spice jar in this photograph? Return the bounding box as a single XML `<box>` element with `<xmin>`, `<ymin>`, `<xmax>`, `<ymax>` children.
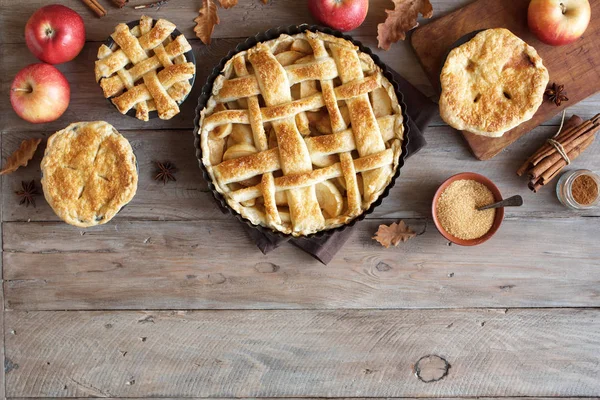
<box><xmin>556</xmin><ymin>169</ymin><xmax>600</xmax><ymax>210</ymax></box>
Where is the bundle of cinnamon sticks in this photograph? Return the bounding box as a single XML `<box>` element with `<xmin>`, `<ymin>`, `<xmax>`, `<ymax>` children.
<box><xmin>517</xmin><ymin>114</ymin><xmax>600</xmax><ymax>192</ymax></box>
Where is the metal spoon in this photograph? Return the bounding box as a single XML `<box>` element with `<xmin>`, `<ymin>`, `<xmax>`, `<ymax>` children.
<box><xmin>477</xmin><ymin>195</ymin><xmax>523</xmax><ymax>211</ymax></box>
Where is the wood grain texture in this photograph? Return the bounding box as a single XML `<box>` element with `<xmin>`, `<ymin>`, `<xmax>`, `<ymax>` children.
<box><xmin>5</xmin><ymin>309</ymin><xmax>600</xmax><ymax>397</ymax></box>
<box><xmin>0</xmin><ymin>0</ymin><xmax>468</xmax><ymax>44</ymax></box>
<box><xmin>3</xmin><ymin>218</ymin><xmax>600</xmax><ymax>310</ymax></box>
<box><xmin>2</xmin><ymin>30</ymin><xmax>599</xmax><ymax>134</ymax></box>
<box><xmin>3</xmin><ymin>124</ymin><xmax>600</xmax><ymax>223</ymax></box>
<box><xmin>411</xmin><ymin>0</ymin><xmax>600</xmax><ymax>160</ymax></box>
<box><xmin>0</xmin><ymin>38</ymin><xmax>437</xmax><ymax>133</ymax></box>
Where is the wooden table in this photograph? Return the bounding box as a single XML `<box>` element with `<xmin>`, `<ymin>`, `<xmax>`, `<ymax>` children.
<box><xmin>1</xmin><ymin>0</ymin><xmax>600</xmax><ymax>397</ymax></box>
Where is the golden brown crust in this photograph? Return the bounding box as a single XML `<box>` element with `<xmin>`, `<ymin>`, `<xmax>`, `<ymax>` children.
<box><xmin>439</xmin><ymin>28</ymin><xmax>549</xmax><ymax>137</ymax></box>
<box><xmin>95</xmin><ymin>15</ymin><xmax>195</xmax><ymax>121</ymax></box>
<box><xmin>199</xmin><ymin>31</ymin><xmax>404</xmax><ymax>236</ymax></box>
<box><xmin>41</xmin><ymin>121</ymin><xmax>138</xmax><ymax>228</ymax></box>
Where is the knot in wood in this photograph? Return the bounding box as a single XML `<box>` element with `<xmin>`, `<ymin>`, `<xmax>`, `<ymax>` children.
<box><xmin>414</xmin><ymin>354</ymin><xmax>450</xmax><ymax>383</ymax></box>
<box><xmin>254</xmin><ymin>262</ymin><xmax>280</xmax><ymax>273</ymax></box>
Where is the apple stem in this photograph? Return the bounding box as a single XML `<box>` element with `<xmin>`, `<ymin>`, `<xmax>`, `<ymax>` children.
<box><xmin>12</xmin><ymin>88</ymin><xmax>32</xmax><ymax>93</ymax></box>
<box><xmin>560</xmin><ymin>2</ymin><xmax>567</xmax><ymax>14</ymax></box>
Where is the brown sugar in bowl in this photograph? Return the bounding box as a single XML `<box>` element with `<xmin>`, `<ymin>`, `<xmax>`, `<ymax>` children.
<box><xmin>432</xmin><ymin>172</ymin><xmax>505</xmax><ymax>246</ymax></box>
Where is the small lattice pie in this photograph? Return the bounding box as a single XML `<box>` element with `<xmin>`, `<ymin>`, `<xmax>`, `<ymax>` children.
<box><xmin>199</xmin><ymin>31</ymin><xmax>404</xmax><ymax>236</ymax></box>
<box><xmin>95</xmin><ymin>15</ymin><xmax>195</xmax><ymax>121</ymax></box>
<box><xmin>439</xmin><ymin>28</ymin><xmax>549</xmax><ymax>137</ymax></box>
<box><xmin>41</xmin><ymin>121</ymin><xmax>138</xmax><ymax>228</ymax></box>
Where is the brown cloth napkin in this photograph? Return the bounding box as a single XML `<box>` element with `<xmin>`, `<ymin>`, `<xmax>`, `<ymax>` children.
<box><xmin>241</xmin><ymin>70</ymin><xmax>438</xmax><ymax>264</ymax></box>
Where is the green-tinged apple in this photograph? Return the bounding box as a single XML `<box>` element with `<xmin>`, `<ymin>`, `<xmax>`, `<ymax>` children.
<box><xmin>25</xmin><ymin>4</ymin><xmax>85</xmax><ymax>64</ymax></box>
<box><xmin>308</xmin><ymin>0</ymin><xmax>368</xmax><ymax>32</ymax></box>
<box><xmin>10</xmin><ymin>63</ymin><xmax>70</xmax><ymax>124</ymax></box>
<box><xmin>528</xmin><ymin>0</ymin><xmax>591</xmax><ymax>45</ymax></box>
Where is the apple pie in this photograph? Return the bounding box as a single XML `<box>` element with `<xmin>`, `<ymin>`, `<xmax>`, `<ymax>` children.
<box><xmin>41</xmin><ymin>121</ymin><xmax>138</xmax><ymax>227</ymax></box>
<box><xmin>95</xmin><ymin>15</ymin><xmax>195</xmax><ymax>121</ymax></box>
<box><xmin>199</xmin><ymin>31</ymin><xmax>405</xmax><ymax>236</ymax></box>
<box><xmin>439</xmin><ymin>28</ymin><xmax>549</xmax><ymax>137</ymax></box>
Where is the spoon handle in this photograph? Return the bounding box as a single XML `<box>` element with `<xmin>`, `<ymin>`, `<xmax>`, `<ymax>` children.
<box><xmin>478</xmin><ymin>195</ymin><xmax>523</xmax><ymax>211</ymax></box>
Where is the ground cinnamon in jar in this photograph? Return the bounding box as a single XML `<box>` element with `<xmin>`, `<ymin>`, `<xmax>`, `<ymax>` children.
<box><xmin>571</xmin><ymin>174</ymin><xmax>599</xmax><ymax>205</ymax></box>
<box><xmin>436</xmin><ymin>180</ymin><xmax>496</xmax><ymax>240</ymax></box>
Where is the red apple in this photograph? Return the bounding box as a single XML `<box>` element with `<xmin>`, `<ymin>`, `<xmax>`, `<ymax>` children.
<box><xmin>308</xmin><ymin>0</ymin><xmax>369</xmax><ymax>32</ymax></box>
<box><xmin>25</xmin><ymin>4</ymin><xmax>85</xmax><ymax>64</ymax></box>
<box><xmin>10</xmin><ymin>63</ymin><xmax>70</xmax><ymax>124</ymax></box>
<box><xmin>528</xmin><ymin>0</ymin><xmax>591</xmax><ymax>46</ymax></box>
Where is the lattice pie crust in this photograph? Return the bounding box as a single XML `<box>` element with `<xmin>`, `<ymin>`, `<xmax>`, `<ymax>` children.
<box><xmin>200</xmin><ymin>31</ymin><xmax>404</xmax><ymax>236</ymax></box>
<box><xmin>95</xmin><ymin>16</ymin><xmax>195</xmax><ymax>121</ymax></box>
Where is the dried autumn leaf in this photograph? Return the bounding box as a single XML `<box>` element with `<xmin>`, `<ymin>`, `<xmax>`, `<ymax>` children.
<box><xmin>218</xmin><ymin>0</ymin><xmax>237</xmax><ymax>8</ymax></box>
<box><xmin>194</xmin><ymin>0</ymin><xmax>220</xmax><ymax>45</ymax></box>
<box><xmin>377</xmin><ymin>0</ymin><xmax>433</xmax><ymax>51</ymax></box>
<box><xmin>0</xmin><ymin>138</ymin><xmax>42</xmax><ymax>175</ymax></box>
<box><xmin>372</xmin><ymin>220</ymin><xmax>416</xmax><ymax>248</ymax></box>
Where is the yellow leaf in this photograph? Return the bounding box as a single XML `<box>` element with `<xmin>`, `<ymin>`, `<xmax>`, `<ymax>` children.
<box><xmin>0</xmin><ymin>138</ymin><xmax>42</xmax><ymax>175</ymax></box>
<box><xmin>377</xmin><ymin>0</ymin><xmax>433</xmax><ymax>51</ymax></box>
<box><xmin>219</xmin><ymin>0</ymin><xmax>238</xmax><ymax>8</ymax></box>
<box><xmin>194</xmin><ymin>0</ymin><xmax>220</xmax><ymax>45</ymax></box>
<box><xmin>372</xmin><ymin>220</ymin><xmax>417</xmax><ymax>248</ymax></box>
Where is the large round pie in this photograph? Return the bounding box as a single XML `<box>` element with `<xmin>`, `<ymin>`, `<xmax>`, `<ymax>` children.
<box><xmin>439</xmin><ymin>28</ymin><xmax>549</xmax><ymax>138</ymax></box>
<box><xmin>41</xmin><ymin>121</ymin><xmax>138</xmax><ymax>227</ymax></box>
<box><xmin>199</xmin><ymin>31</ymin><xmax>405</xmax><ymax>236</ymax></box>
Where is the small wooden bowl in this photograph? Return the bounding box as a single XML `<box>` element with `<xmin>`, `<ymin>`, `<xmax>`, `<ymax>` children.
<box><xmin>432</xmin><ymin>172</ymin><xmax>504</xmax><ymax>246</ymax></box>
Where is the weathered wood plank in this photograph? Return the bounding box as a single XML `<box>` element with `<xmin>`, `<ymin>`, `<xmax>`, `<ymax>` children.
<box><xmin>4</xmin><ymin>218</ymin><xmax>600</xmax><ymax>310</ymax></box>
<box><xmin>0</xmin><ymin>0</ymin><xmax>469</xmax><ymax>44</ymax></box>
<box><xmin>5</xmin><ymin>309</ymin><xmax>600</xmax><ymax>397</ymax></box>
<box><xmin>3</xmin><ymin>124</ymin><xmax>600</xmax><ymax>223</ymax></box>
<box><xmin>2</xmin><ymin>37</ymin><xmax>599</xmax><ymax>133</ymax></box>
<box><xmin>0</xmin><ymin>38</ymin><xmax>440</xmax><ymax>132</ymax></box>
<box><xmin>7</xmin><ymin>398</ymin><xmax>597</xmax><ymax>400</ymax></box>
<box><xmin>0</xmin><ymin>130</ymin><xmax>224</xmax><ymax>223</ymax></box>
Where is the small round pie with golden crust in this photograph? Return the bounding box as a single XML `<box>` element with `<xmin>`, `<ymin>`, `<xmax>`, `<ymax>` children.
<box><xmin>41</xmin><ymin>121</ymin><xmax>138</xmax><ymax>227</ymax></box>
<box><xmin>439</xmin><ymin>28</ymin><xmax>549</xmax><ymax>138</ymax></box>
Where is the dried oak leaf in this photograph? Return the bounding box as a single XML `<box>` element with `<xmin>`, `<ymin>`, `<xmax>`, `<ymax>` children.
<box><xmin>372</xmin><ymin>220</ymin><xmax>416</xmax><ymax>248</ymax></box>
<box><xmin>195</xmin><ymin>0</ymin><xmax>220</xmax><ymax>45</ymax></box>
<box><xmin>218</xmin><ymin>0</ymin><xmax>238</xmax><ymax>8</ymax></box>
<box><xmin>0</xmin><ymin>138</ymin><xmax>42</xmax><ymax>175</ymax></box>
<box><xmin>377</xmin><ymin>0</ymin><xmax>433</xmax><ymax>50</ymax></box>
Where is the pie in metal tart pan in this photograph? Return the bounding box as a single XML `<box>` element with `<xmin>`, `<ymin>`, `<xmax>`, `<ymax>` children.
<box><xmin>439</xmin><ymin>28</ymin><xmax>549</xmax><ymax>138</ymax></box>
<box><xmin>195</xmin><ymin>25</ymin><xmax>409</xmax><ymax>238</ymax></box>
<box><xmin>41</xmin><ymin>121</ymin><xmax>138</xmax><ymax>228</ymax></box>
<box><xmin>95</xmin><ymin>15</ymin><xmax>196</xmax><ymax>121</ymax></box>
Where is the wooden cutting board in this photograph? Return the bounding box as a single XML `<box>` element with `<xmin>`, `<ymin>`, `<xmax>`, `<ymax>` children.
<box><xmin>411</xmin><ymin>0</ymin><xmax>600</xmax><ymax>160</ymax></box>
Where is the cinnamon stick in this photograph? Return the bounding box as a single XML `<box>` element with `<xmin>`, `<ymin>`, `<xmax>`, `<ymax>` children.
<box><xmin>530</xmin><ymin>120</ymin><xmax>594</xmax><ymax>165</ymax></box>
<box><xmin>529</xmin><ymin>124</ymin><xmax>600</xmax><ymax>179</ymax></box>
<box><xmin>80</xmin><ymin>0</ymin><xmax>107</xmax><ymax>17</ymax></box>
<box><xmin>540</xmin><ymin>136</ymin><xmax>596</xmax><ymax>184</ymax></box>
<box><xmin>518</xmin><ymin>113</ymin><xmax>600</xmax><ymax>192</ymax></box>
<box><xmin>517</xmin><ymin>115</ymin><xmax>583</xmax><ymax>176</ymax></box>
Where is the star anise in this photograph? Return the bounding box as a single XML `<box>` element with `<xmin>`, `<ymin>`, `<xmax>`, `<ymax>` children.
<box><xmin>16</xmin><ymin>180</ymin><xmax>39</xmax><ymax>208</ymax></box>
<box><xmin>154</xmin><ymin>161</ymin><xmax>177</xmax><ymax>185</ymax></box>
<box><xmin>545</xmin><ymin>83</ymin><xmax>569</xmax><ymax>106</ymax></box>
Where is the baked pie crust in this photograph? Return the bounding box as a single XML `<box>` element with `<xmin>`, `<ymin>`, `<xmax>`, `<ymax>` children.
<box><xmin>95</xmin><ymin>15</ymin><xmax>195</xmax><ymax>121</ymax></box>
<box><xmin>41</xmin><ymin>121</ymin><xmax>138</xmax><ymax>228</ymax></box>
<box><xmin>439</xmin><ymin>28</ymin><xmax>549</xmax><ymax>138</ymax></box>
<box><xmin>199</xmin><ymin>31</ymin><xmax>404</xmax><ymax>236</ymax></box>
